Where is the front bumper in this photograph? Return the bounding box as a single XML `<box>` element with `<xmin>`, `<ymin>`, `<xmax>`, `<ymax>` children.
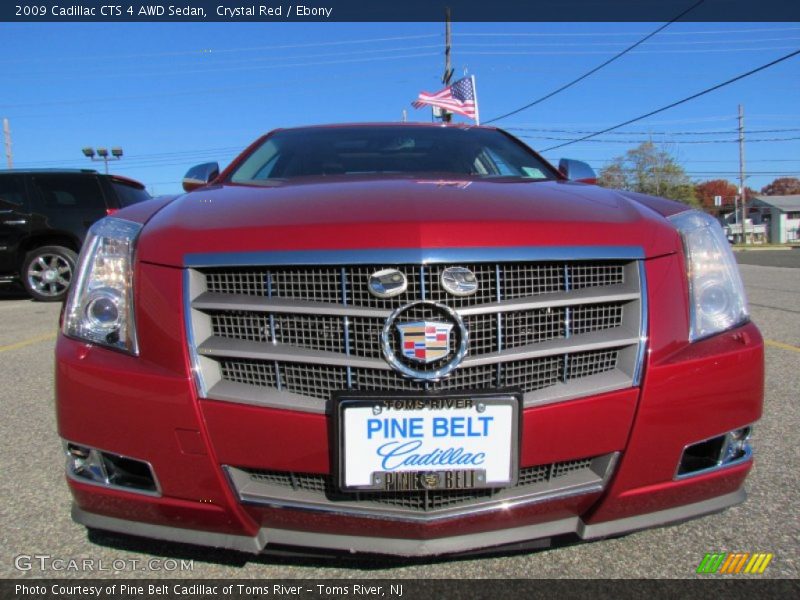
<box><xmin>56</xmin><ymin>249</ymin><xmax>764</xmax><ymax>557</ymax></box>
<box><xmin>56</xmin><ymin>310</ymin><xmax>763</xmax><ymax>556</ymax></box>
<box><xmin>71</xmin><ymin>487</ymin><xmax>746</xmax><ymax>557</ymax></box>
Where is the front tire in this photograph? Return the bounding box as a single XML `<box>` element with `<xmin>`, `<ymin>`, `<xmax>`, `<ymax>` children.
<box><xmin>21</xmin><ymin>245</ymin><xmax>78</xmax><ymax>302</ymax></box>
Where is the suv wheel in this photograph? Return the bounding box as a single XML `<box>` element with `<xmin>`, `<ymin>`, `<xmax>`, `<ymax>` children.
<box><xmin>21</xmin><ymin>245</ymin><xmax>78</xmax><ymax>302</ymax></box>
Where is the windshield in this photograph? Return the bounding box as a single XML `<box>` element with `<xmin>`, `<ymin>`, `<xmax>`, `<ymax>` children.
<box><xmin>228</xmin><ymin>126</ymin><xmax>557</xmax><ymax>183</ymax></box>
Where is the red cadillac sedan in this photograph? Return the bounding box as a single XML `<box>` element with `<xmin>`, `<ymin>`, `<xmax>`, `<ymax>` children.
<box><xmin>56</xmin><ymin>124</ymin><xmax>762</xmax><ymax>556</ymax></box>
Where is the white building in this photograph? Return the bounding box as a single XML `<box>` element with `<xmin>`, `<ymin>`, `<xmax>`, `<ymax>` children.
<box><xmin>750</xmin><ymin>195</ymin><xmax>800</xmax><ymax>243</ymax></box>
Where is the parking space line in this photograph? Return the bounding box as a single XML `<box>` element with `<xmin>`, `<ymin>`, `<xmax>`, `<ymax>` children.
<box><xmin>0</xmin><ymin>332</ymin><xmax>56</xmax><ymax>353</ymax></box>
<box><xmin>765</xmin><ymin>339</ymin><xmax>800</xmax><ymax>353</ymax></box>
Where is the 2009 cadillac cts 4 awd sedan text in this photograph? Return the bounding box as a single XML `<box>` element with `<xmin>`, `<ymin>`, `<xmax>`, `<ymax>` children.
<box><xmin>56</xmin><ymin>124</ymin><xmax>763</xmax><ymax>557</ymax></box>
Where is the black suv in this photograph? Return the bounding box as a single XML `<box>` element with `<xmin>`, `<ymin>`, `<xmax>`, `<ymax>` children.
<box><xmin>0</xmin><ymin>169</ymin><xmax>150</xmax><ymax>301</ymax></box>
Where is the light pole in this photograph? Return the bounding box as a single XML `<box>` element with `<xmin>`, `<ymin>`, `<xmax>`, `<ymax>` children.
<box><xmin>82</xmin><ymin>146</ymin><xmax>123</xmax><ymax>174</ymax></box>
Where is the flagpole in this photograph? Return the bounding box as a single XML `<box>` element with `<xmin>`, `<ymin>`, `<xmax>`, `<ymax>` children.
<box><xmin>471</xmin><ymin>75</ymin><xmax>480</xmax><ymax>125</ymax></box>
<box><xmin>442</xmin><ymin>7</ymin><xmax>453</xmax><ymax>123</ymax></box>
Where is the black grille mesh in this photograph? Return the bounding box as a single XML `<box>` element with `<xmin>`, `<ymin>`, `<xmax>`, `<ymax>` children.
<box><xmin>208</xmin><ymin>303</ymin><xmax>624</xmax><ymax>359</ymax></box>
<box><xmin>219</xmin><ymin>348</ymin><xmax>618</xmax><ymax>400</ymax></box>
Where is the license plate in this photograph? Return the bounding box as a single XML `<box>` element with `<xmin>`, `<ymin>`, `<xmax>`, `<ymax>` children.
<box><xmin>335</xmin><ymin>392</ymin><xmax>520</xmax><ymax>492</ymax></box>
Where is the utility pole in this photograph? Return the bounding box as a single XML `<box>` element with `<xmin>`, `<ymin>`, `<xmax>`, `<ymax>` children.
<box><xmin>441</xmin><ymin>7</ymin><xmax>453</xmax><ymax>123</ymax></box>
<box><xmin>738</xmin><ymin>104</ymin><xmax>747</xmax><ymax>244</ymax></box>
<box><xmin>3</xmin><ymin>118</ymin><xmax>12</xmax><ymax>169</ymax></box>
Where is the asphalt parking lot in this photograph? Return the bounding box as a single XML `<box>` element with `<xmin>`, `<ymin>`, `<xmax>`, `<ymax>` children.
<box><xmin>0</xmin><ymin>253</ymin><xmax>797</xmax><ymax>580</ymax></box>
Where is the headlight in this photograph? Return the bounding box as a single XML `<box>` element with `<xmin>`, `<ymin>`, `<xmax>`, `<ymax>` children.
<box><xmin>669</xmin><ymin>210</ymin><xmax>748</xmax><ymax>341</ymax></box>
<box><xmin>63</xmin><ymin>217</ymin><xmax>141</xmax><ymax>354</ymax></box>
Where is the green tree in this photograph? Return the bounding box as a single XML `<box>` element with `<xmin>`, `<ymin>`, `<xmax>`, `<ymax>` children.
<box><xmin>598</xmin><ymin>141</ymin><xmax>697</xmax><ymax>205</ymax></box>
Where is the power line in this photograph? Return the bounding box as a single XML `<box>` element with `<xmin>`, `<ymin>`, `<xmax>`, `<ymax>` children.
<box><xmin>456</xmin><ymin>36</ymin><xmax>800</xmax><ymax>48</ymax></box>
<box><xmin>519</xmin><ymin>135</ymin><xmax>800</xmax><ymax>144</ymax></box>
<box><xmin>508</xmin><ymin>115</ymin><xmax>740</xmax><ymax>127</ymax></box>
<box><xmin>0</xmin><ymin>63</ymin><xmax>427</xmax><ymax>111</ymax></box>
<box><xmin>0</xmin><ymin>33</ymin><xmax>441</xmax><ymax>65</ymax></box>
<box><xmin>6</xmin><ymin>44</ymin><xmax>444</xmax><ymax>80</ymax></box>
<box><xmin>13</xmin><ymin>147</ymin><xmax>243</xmax><ymax>169</ymax></box>
<box><xmin>540</xmin><ymin>49</ymin><xmax>800</xmax><ymax>152</ymax></box>
<box><xmin>540</xmin><ymin>158</ymin><xmax>800</xmax><ymax>164</ymax></box>
<box><xmin>14</xmin><ymin>145</ymin><xmax>242</xmax><ymax>164</ymax></box>
<box><xmin>549</xmin><ymin>162</ymin><xmax>798</xmax><ymax>176</ymax></box>
<box><xmin>670</xmin><ymin>172</ymin><xmax>797</xmax><ymax>176</ymax></box>
<box><xmin>454</xmin><ymin>26</ymin><xmax>800</xmax><ymax>38</ymax></box>
<box><xmin>466</xmin><ymin>45</ymin><xmax>799</xmax><ymax>58</ymax></box>
<box><xmin>510</xmin><ymin>127</ymin><xmax>800</xmax><ymax>135</ymax></box>
<box><xmin>7</xmin><ymin>51</ymin><xmax>441</xmax><ymax>83</ymax></box>
<box><xmin>508</xmin><ymin>115</ymin><xmax>800</xmax><ymax>128</ymax></box>
<box><xmin>483</xmin><ymin>0</ymin><xmax>706</xmax><ymax>124</ymax></box>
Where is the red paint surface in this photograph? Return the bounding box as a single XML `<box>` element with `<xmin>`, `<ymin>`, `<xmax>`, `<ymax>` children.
<box><xmin>136</xmin><ymin>179</ymin><xmax>681</xmax><ymax>266</ymax></box>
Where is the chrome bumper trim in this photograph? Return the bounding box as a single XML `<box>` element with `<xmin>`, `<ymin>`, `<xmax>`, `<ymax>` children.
<box><xmin>224</xmin><ymin>454</ymin><xmax>618</xmax><ymax>523</ymax></box>
<box><xmin>262</xmin><ymin>519</ymin><xmax>571</xmax><ymax>557</ymax></box>
<box><xmin>578</xmin><ymin>488</ymin><xmax>746</xmax><ymax>539</ymax></box>
<box><xmin>71</xmin><ymin>504</ymin><xmax>267</xmax><ymax>554</ymax></box>
<box><xmin>72</xmin><ymin>487</ymin><xmax>746</xmax><ymax>557</ymax></box>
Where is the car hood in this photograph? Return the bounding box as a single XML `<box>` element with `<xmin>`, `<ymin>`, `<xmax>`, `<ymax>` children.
<box><xmin>136</xmin><ymin>178</ymin><xmax>683</xmax><ymax>267</ymax></box>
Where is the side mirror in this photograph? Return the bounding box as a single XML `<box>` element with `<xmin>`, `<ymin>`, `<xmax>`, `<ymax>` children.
<box><xmin>182</xmin><ymin>162</ymin><xmax>220</xmax><ymax>192</ymax></box>
<box><xmin>558</xmin><ymin>159</ymin><xmax>597</xmax><ymax>185</ymax></box>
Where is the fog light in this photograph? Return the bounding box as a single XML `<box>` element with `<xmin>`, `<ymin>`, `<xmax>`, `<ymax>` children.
<box><xmin>728</xmin><ymin>426</ymin><xmax>751</xmax><ymax>441</ymax></box>
<box><xmin>676</xmin><ymin>426</ymin><xmax>753</xmax><ymax>479</ymax></box>
<box><xmin>67</xmin><ymin>444</ymin><xmax>90</xmax><ymax>460</ymax></box>
<box><xmin>721</xmin><ymin>427</ymin><xmax>752</xmax><ymax>464</ymax></box>
<box><xmin>66</xmin><ymin>443</ymin><xmax>107</xmax><ymax>483</ymax></box>
<box><xmin>64</xmin><ymin>442</ymin><xmax>159</xmax><ymax>495</ymax></box>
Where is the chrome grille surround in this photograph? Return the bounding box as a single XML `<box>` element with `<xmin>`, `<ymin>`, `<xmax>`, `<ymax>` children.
<box><xmin>224</xmin><ymin>453</ymin><xmax>618</xmax><ymax>522</ymax></box>
<box><xmin>185</xmin><ymin>247</ymin><xmax>646</xmax><ymax>413</ymax></box>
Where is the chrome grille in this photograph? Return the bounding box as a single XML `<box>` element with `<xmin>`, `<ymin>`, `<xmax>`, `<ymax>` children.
<box><xmin>219</xmin><ymin>360</ymin><xmax>279</xmax><ymax>389</ymax></box>
<box><xmin>202</xmin><ymin>261</ymin><xmax>626</xmax><ymax>307</ymax></box>
<box><xmin>571</xmin><ymin>304</ymin><xmax>624</xmax><ymax>336</ymax></box>
<box><xmin>225</xmin><ymin>453</ymin><xmax>619</xmax><ymax>521</ymax></box>
<box><xmin>209</xmin><ymin>304</ymin><xmax>624</xmax><ymax>357</ymax></box>
<box><xmin>570</xmin><ymin>263</ymin><xmax>625</xmax><ymax>289</ymax></box>
<box><xmin>568</xmin><ymin>349</ymin><xmax>618</xmax><ymax>380</ymax></box>
<box><xmin>242</xmin><ymin>459</ymin><xmax>592</xmax><ymax>513</ymax></box>
<box><xmin>500</xmin><ymin>263</ymin><xmax>565</xmax><ymax>298</ymax></box>
<box><xmin>217</xmin><ymin>349</ymin><xmax>620</xmax><ymax>401</ymax></box>
<box><xmin>551</xmin><ymin>458</ymin><xmax>594</xmax><ymax>479</ymax></box>
<box><xmin>188</xmin><ymin>254</ymin><xmax>644</xmax><ymax>413</ymax></box>
<box><xmin>224</xmin><ymin>452</ymin><xmax>618</xmax><ymax>521</ymax></box>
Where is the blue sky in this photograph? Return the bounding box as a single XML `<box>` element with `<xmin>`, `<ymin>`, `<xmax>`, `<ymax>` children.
<box><xmin>2</xmin><ymin>21</ymin><xmax>799</xmax><ymax>195</ymax></box>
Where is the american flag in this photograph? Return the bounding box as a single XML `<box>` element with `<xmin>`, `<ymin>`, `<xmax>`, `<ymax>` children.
<box><xmin>412</xmin><ymin>76</ymin><xmax>479</xmax><ymax>122</ymax></box>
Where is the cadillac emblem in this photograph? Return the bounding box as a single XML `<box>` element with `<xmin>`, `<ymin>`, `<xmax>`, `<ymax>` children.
<box><xmin>419</xmin><ymin>472</ymin><xmax>441</xmax><ymax>490</ymax></box>
<box><xmin>381</xmin><ymin>301</ymin><xmax>468</xmax><ymax>381</ymax></box>
<box><xmin>396</xmin><ymin>321</ymin><xmax>454</xmax><ymax>363</ymax></box>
